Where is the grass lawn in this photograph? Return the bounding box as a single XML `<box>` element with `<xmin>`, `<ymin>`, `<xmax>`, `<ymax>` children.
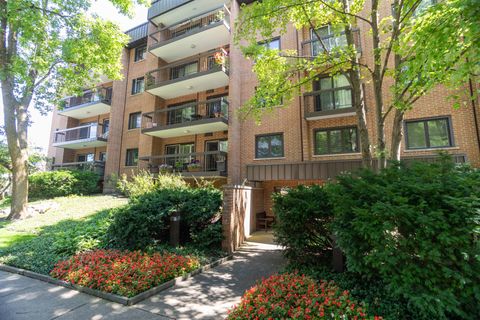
<box><xmin>0</xmin><ymin>195</ymin><xmax>128</xmax><ymax>273</ymax></box>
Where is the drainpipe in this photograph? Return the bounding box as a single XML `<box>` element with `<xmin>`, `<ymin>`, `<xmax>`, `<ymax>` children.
<box><xmin>295</xmin><ymin>28</ymin><xmax>305</xmax><ymax>162</ymax></box>
<box><xmin>468</xmin><ymin>77</ymin><xmax>480</xmax><ymax>152</ymax></box>
<box><xmin>117</xmin><ymin>48</ymin><xmax>130</xmax><ymax>174</ymax></box>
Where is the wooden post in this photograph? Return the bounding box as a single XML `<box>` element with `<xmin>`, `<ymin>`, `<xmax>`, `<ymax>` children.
<box><xmin>331</xmin><ymin>235</ymin><xmax>345</xmax><ymax>272</ymax></box>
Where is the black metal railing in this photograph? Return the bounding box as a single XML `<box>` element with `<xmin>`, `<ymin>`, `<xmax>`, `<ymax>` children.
<box><xmin>149</xmin><ymin>5</ymin><xmax>230</xmax><ymax>46</ymax></box>
<box><xmin>52</xmin><ymin>161</ymin><xmax>105</xmax><ymax>176</ymax></box>
<box><xmin>145</xmin><ymin>48</ymin><xmax>229</xmax><ymax>89</ymax></box>
<box><xmin>53</xmin><ymin>123</ymin><xmax>108</xmax><ymax>144</ymax></box>
<box><xmin>63</xmin><ymin>87</ymin><xmax>112</xmax><ymax>109</ymax></box>
<box><xmin>141</xmin><ymin>151</ymin><xmax>228</xmax><ymax>174</ymax></box>
<box><xmin>142</xmin><ymin>97</ymin><xmax>228</xmax><ymax>130</ymax></box>
<box><xmin>301</xmin><ymin>29</ymin><xmax>361</xmax><ymax>57</ymax></box>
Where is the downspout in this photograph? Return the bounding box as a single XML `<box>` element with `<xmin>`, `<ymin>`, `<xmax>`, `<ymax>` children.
<box><xmin>468</xmin><ymin>77</ymin><xmax>480</xmax><ymax>152</ymax></box>
<box><xmin>117</xmin><ymin>48</ymin><xmax>130</xmax><ymax>175</ymax></box>
<box><xmin>295</xmin><ymin>28</ymin><xmax>305</xmax><ymax>162</ymax></box>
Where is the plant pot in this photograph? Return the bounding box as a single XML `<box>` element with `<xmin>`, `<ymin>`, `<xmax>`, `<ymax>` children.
<box><xmin>187</xmin><ymin>167</ymin><xmax>201</xmax><ymax>172</ymax></box>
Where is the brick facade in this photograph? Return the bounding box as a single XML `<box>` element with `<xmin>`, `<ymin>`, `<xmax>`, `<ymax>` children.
<box><xmin>47</xmin><ymin>0</ymin><xmax>480</xmax><ymax>250</ymax></box>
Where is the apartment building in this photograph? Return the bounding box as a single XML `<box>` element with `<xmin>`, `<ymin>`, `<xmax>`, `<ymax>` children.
<box><xmin>48</xmin><ymin>0</ymin><xmax>480</xmax><ymax>247</ymax></box>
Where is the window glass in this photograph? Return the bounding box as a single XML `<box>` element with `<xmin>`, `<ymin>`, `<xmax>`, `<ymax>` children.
<box><xmin>406</xmin><ymin>118</ymin><xmax>452</xmax><ymax>149</ymax></box>
<box><xmin>406</xmin><ymin>122</ymin><xmax>428</xmax><ymax>149</ymax></box>
<box><xmin>260</xmin><ymin>37</ymin><xmax>280</xmax><ymax>50</ymax></box>
<box><xmin>314</xmin><ymin>127</ymin><xmax>359</xmax><ymax>155</ymax></box>
<box><xmin>428</xmin><ymin>119</ymin><xmax>450</xmax><ymax>147</ymax></box>
<box><xmin>255</xmin><ymin>134</ymin><xmax>284</xmax><ymax>158</ymax></box>
<box><xmin>134</xmin><ymin>45</ymin><xmax>146</xmax><ymax>62</ymax></box>
<box><xmin>125</xmin><ymin>148</ymin><xmax>138</xmax><ymax>166</ymax></box>
<box><xmin>132</xmin><ymin>77</ymin><xmax>144</xmax><ymax>95</ymax></box>
<box><xmin>128</xmin><ymin>112</ymin><xmax>141</xmax><ymax>129</ymax></box>
<box><xmin>313</xmin><ymin>75</ymin><xmax>352</xmax><ymax>111</ymax></box>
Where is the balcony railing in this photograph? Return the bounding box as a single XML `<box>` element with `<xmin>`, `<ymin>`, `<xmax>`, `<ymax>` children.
<box><xmin>141</xmin><ymin>151</ymin><xmax>228</xmax><ymax>176</ymax></box>
<box><xmin>149</xmin><ymin>5</ymin><xmax>230</xmax><ymax>47</ymax></box>
<box><xmin>63</xmin><ymin>87</ymin><xmax>112</xmax><ymax>109</ymax></box>
<box><xmin>145</xmin><ymin>49</ymin><xmax>229</xmax><ymax>90</ymax></box>
<box><xmin>148</xmin><ymin>0</ymin><xmax>190</xmax><ymax>21</ymax></box>
<box><xmin>303</xmin><ymin>89</ymin><xmax>356</xmax><ymax>119</ymax></box>
<box><xmin>51</xmin><ymin>161</ymin><xmax>105</xmax><ymax>177</ymax></box>
<box><xmin>301</xmin><ymin>29</ymin><xmax>361</xmax><ymax>57</ymax></box>
<box><xmin>142</xmin><ymin>98</ymin><xmax>228</xmax><ymax>130</ymax></box>
<box><xmin>53</xmin><ymin>123</ymin><xmax>108</xmax><ymax>144</ymax></box>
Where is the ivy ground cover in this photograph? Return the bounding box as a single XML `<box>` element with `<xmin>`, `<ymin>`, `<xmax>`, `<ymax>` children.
<box><xmin>227</xmin><ymin>273</ymin><xmax>381</xmax><ymax>320</ymax></box>
<box><xmin>50</xmin><ymin>249</ymin><xmax>200</xmax><ymax>297</ymax></box>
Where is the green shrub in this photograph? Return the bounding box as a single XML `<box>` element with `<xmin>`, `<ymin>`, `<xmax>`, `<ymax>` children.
<box><xmin>272</xmin><ymin>184</ymin><xmax>334</xmax><ymax>264</ymax></box>
<box><xmin>330</xmin><ymin>159</ymin><xmax>480</xmax><ymax>319</ymax></box>
<box><xmin>29</xmin><ymin>170</ymin><xmax>100</xmax><ymax>199</ymax></box>
<box><xmin>106</xmin><ymin>187</ymin><xmax>223</xmax><ymax>250</ymax></box>
<box><xmin>116</xmin><ymin>170</ymin><xmax>186</xmax><ymax>198</ymax></box>
<box><xmin>0</xmin><ymin>208</ymin><xmax>112</xmax><ymax>274</ymax></box>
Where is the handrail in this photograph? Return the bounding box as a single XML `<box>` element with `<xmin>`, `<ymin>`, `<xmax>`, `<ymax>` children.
<box><xmin>141</xmin><ymin>151</ymin><xmax>228</xmax><ymax>160</ymax></box>
<box><xmin>52</xmin><ymin>161</ymin><xmax>105</xmax><ymax>167</ymax></box>
<box><xmin>145</xmin><ymin>48</ymin><xmax>229</xmax><ymax>89</ymax></box>
<box><xmin>301</xmin><ymin>28</ymin><xmax>361</xmax><ymax>56</ymax></box>
<box><xmin>54</xmin><ymin>122</ymin><xmax>101</xmax><ymax>134</ymax></box>
<box><xmin>147</xmin><ymin>48</ymin><xmax>228</xmax><ymax>73</ymax></box>
<box><xmin>63</xmin><ymin>86</ymin><xmax>113</xmax><ymax>109</ymax></box>
<box><xmin>143</xmin><ymin>97</ymin><xmax>228</xmax><ymax>116</ymax></box>
<box><xmin>142</xmin><ymin>98</ymin><xmax>229</xmax><ymax>129</ymax></box>
<box><xmin>149</xmin><ymin>5</ymin><xmax>230</xmax><ymax>45</ymax></box>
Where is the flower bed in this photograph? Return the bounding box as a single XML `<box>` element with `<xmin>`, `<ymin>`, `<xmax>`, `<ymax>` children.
<box><xmin>227</xmin><ymin>273</ymin><xmax>381</xmax><ymax>320</ymax></box>
<box><xmin>50</xmin><ymin>249</ymin><xmax>200</xmax><ymax>297</ymax></box>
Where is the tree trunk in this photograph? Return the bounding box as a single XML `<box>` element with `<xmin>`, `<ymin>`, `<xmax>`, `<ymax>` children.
<box><xmin>371</xmin><ymin>0</ymin><xmax>387</xmax><ymax>171</ymax></box>
<box><xmin>390</xmin><ymin>108</ymin><xmax>404</xmax><ymax>161</ymax></box>
<box><xmin>344</xmin><ymin>25</ymin><xmax>372</xmax><ymax>169</ymax></box>
<box><xmin>2</xmin><ymin>86</ymin><xmax>30</xmax><ymax>220</ymax></box>
<box><xmin>9</xmin><ymin>150</ymin><xmax>29</xmax><ymax>220</ymax></box>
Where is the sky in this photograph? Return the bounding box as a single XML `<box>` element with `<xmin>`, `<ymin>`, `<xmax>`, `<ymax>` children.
<box><xmin>0</xmin><ymin>1</ymin><xmax>149</xmax><ymax>153</ymax></box>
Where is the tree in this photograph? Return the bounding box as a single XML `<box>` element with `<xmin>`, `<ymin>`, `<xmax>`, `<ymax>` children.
<box><xmin>234</xmin><ymin>0</ymin><xmax>477</xmax><ymax>170</ymax></box>
<box><xmin>0</xmin><ymin>0</ymin><xmax>148</xmax><ymax>220</ymax></box>
<box><xmin>0</xmin><ymin>138</ymin><xmax>45</xmax><ymax>198</ymax></box>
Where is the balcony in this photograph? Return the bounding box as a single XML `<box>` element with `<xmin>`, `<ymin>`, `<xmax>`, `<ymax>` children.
<box><xmin>145</xmin><ymin>49</ymin><xmax>229</xmax><ymax>99</ymax></box>
<box><xmin>59</xmin><ymin>87</ymin><xmax>112</xmax><ymax>120</ymax></box>
<box><xmin>301</xmin><ymin>29</ymin><xmax>361</xmax><ymax>58</ymax></box>
<box><xmin>140</xmin><ymin>151</ymin><xmax>228</xmax><ymax>178</ymax></box>
<box><xmin>51</xmin><ymin>161</ymin><xmax>105</xmax><ymax>177</ymax></box>
<box><xmin>52</xmin><ymin>123</ymin><xmax>108</xmax><ymax>149</ymax></box>
<box><xmin>148</xmin><ymin>0</ymin><xmax>226</xmax><ymax>27</ymax></box>
<box><xmin>149</xmin><ymin>6</ymin><xmax>230</xmax><ymax>62</ymax></box>
<box><xmin>142</xmin><ymin>98</ymin><xmax>228</xmax><ymax>138</ymax></box>
<box><xmin>303</xmin><ymin>90</ymin><xmax>356</xmax><ymax>120</ymax></box>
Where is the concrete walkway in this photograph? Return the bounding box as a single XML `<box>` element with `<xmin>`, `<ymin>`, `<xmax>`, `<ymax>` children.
<box><xmin>0</xmin><ymin>233</ymin><xmax>284</xmax><ymax>320</ymax></box>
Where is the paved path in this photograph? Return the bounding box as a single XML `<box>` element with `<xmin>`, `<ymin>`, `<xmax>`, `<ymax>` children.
<box><xmin>0</xmin><ymin>234</ymin><xmax>284</xmax><ymax>320</ymax></box>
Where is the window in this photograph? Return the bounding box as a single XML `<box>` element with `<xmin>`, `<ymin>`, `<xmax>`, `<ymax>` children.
<box><xmin>131</xmin><ymin>77</ymin><xmax>144</xmax><ymax>95</ymax></box>
<box><xmin>128</xmin><ymin>112</ymin><xmax>142</xmax><ymax>129</ymax></box>
<box><xmin>259</xmin><ymin>37</ymin><xmax>280</xmax><ymax>50</ymax></box>
<box><xmin>99</xmin><ymin>152</ymin><xmax>107</xmax><ymax>162</ymax></box>
<box><xmin>165</xmin><ymin>143</ymin><xmax>195</xmax><ymax>167</ymax></box>
<box><xmin>313</xmin><ymin>75</ymin><xmax>352</xmax><ymax>111</ymax></box>
<box><xmin>255</xmin><ymin>133</ymin><xmax>284</xmax><ymax>158</ymax></box>
<box><xmin>125</xmin><ymin>148</ymin><xmax>139</xmax><ymax>166</ymax></box>
<box><xmin>314</xmin><ymin>127</ymin><xmax>359</xmax><ymax>155</ymax></box>
<box><xmin>102</xmin><ymin>119</ymin><xmax>109</xmax><ymax>134</ymax></box>
<box><xmin>170</xmin><ymin>61</ymin><xmax>198</xmax><ymax>80</ymax></box>
<box><xmin>77</xmin><ymin>153</ymin><xmax>94</xmax><ymax>162</ymax></box>
<box><xmin>405</xmin><ymin>117</ymin><xmax>453</xmax><ymax>149</ymax></box>
<box><xmin>311</xmin><ymin>26</ymin><xmax>347</xmax><ymax>56</ymax></box>
<box><xmin>167</xmin><ymin>101</ymin><xmax>196</xmax><ymax>125</ymax></box>
<box><xmin>414</xmin><ymin>0</ymin><xmax>437</xmax><ymax>16</ymax></box>
<box><xmin>134</xmin><ymin>45</ymin><xmax>146</xmax><ymax>62</ymax></box>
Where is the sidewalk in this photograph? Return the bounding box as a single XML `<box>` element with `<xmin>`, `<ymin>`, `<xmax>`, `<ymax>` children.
<box><xmin>0</xmin><ymin>235</ymin><xmax>284</xmax><ymax>320</ymax></box>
